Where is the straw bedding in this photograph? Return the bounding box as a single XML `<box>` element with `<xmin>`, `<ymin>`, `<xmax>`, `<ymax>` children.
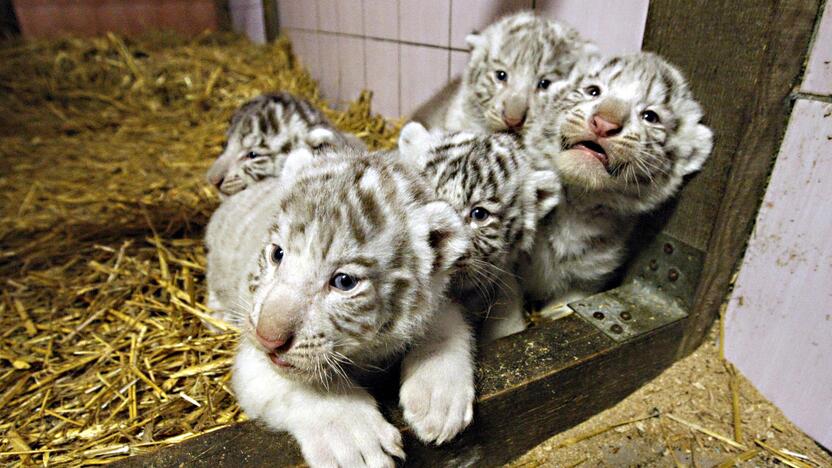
<box><xmin>0</xmin><ymin>31</ymin><xmax>399</xmax><ymax>465</ymax></box>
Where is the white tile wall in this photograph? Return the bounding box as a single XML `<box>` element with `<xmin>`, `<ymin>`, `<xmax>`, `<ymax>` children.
<box><xmin>317</xmin><ymin>0</ymin><xmax>339</xmax><ymax>32</ymax></box>
<box><xmin>449</xmin><ymin>50</ymin><xmax>469</xmax><ymax>79</ymax></box>
<box><xmin>365</xmin><ymin>39</ymin><xmax>400</xmax><ymax>117</ymax></box>
<box><xmin>399</xmin><ymin>0</ymin><xmax>450</xmax><ymax>47</ymax></box>
<box><xmin>338</xmin><ymin>35</ymin><xmax>366</xmax><ymax>104</ymax></box>
<box><xmin>230</xmin><ymin>0</ymin><xmax>266</xmax><ymax>44</ymax></box>
<box><xmin>535</xmin><ymin>0</ymin><xmax>649</xmax><ymax>55</ymax></box>
<box><xmin>336</xmin><ymin>0</ymin><xmax>365</xmax><ymax>35</ymax></box>
<box><xmin>277</xmin><ymin>0</ymin><xmax>650</xmax><ymax>117</ymax></box>
<box><xmin>318</xmin><ymin>33</ymin><xmax>341</xmax><ymax>104</ymax></box>
<box><xmin>450</xmin><ymin>0</ymin><xmax>531</xmax><ymax>49</ymax></box>
<box><xmin>285</xmin><ymin>29</ymin><xmax>321</xmax><ymax>79</ymax></box>
<box><xmin>277</xmin><ymin>0</ymin><xmax>317</xmax><ymax>29</ymax></box>
<box><xmin>363</xmin><ymin>0</ymin><xmax>398</xmax><ymax>40</ymax></box>
<box><xmin>399</xmin><ymin>44</ymin><xmax>450</xmax><ymax>116</ymax></box>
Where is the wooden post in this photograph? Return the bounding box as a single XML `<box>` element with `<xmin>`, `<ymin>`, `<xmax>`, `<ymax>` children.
<box><xmin>212</xmin><ymin>0</ymin><xmax>231</xmax><ymax>32</ymax></box>
<box><xmin>262</xmin><ymin>0</ymin><xmax>279</xmax><ymax>41</ymax></box>
<box><xmin>0</xmin><ymin>0</ymin><xmax>20</xmax><ymax>39</ymax></box>
<box><xmin>640</xmin><ymin>0</ymin><xmax>822</xmax><ymax>357</ymax></box>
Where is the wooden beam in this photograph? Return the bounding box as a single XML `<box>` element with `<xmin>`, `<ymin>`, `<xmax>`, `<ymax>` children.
<box><xmin>262</xmin><ymin>0</ymin><xmax>279</xmax><ymax>42</ymax></box>
<box><xmin>0</xmin><ymin>0</ymin><xmax>20</xmax><ymax>39</ymax></box>
<box><xmin>212</xmin><ymin>0</ymin><xmax>231</xmax><ymax>32</ymax></box>
<box><xmin>116</xmin><ymin>314</ymin><xmax>684</xmax><ymax>467</ymax></box>
<box><xmin>640</xmin><ymin>0</ymin><xmax>822</xmax><ymax>356</ymax></box>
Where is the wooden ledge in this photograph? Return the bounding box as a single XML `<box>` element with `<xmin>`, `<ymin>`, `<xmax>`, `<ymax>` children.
<box><xmin>118</xmin><ymin>312</ymin><xmax>684</xmax><ymax>467</ymax></box>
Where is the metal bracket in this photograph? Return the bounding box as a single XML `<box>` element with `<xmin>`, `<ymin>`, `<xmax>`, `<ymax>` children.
<box><xmin>571</xmin><ymin>233</ymin><xmax>705</xmax><ymax>342</ymax></box>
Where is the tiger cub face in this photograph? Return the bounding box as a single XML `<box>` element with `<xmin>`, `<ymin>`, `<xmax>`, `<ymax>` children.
<box><xmin>526</xmin><ymin>53</ymin><xmax>714</xmax><ymax>213</ymax></box>
<box><xmin>240</xmin><ymin>150</ymin><xmax>467</xmax><ymax>384</ymax></box>
<box><xmin>461</xmin><ymin>11</ymin><xmax>598</xmax><ymax>133</ymax></box>
<box><xmin>207</xmin><ymin>92</ymin><xmax>354</xmax><ymax>197</ymax></box>
<box><xmin>398</xmin><ymin>123</ymin><xmax>560</xmax><ymax>298</ymax></box>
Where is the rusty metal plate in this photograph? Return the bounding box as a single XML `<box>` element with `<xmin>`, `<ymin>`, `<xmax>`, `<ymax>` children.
<box><xmin>571</xmin><ymin>233</ymin><xmax>705</xmax><ymax>342</ymax></box>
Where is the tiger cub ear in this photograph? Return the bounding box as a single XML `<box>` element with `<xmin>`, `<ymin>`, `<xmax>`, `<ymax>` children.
<box><xmin>677</xmin><ymin>123</ymin><xmax>713</xmax><ymax>176</ymax></box>
<box><xmin>414</xmin><ymin>201</ymin><xmax>469</xmax><ymax>274</ymax></box>
<box><xmin>278</xmin><ymin>147</ymin><xmax>315</xmax><ymax>184</ymax></box>
<box><xmin>305</xmin><ymin>127</ymin><xmax>337</xmax><ymax>149</ymax></box>
<box><xmin>397</xmin><ymin>121</ymin><xmax>435</xmax><ymax>170</ymax></box>
<box><xmin>465</xmin><ymin>32</ymin><xmax>487</xmax><ymax>51</ymax></box>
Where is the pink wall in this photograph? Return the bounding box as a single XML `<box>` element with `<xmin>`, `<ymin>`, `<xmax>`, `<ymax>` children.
<box><xmin>13</xmin><ymin>0</ymin><xmax>218</xmax><ymax>38</ymax></box>
<box><xmin>725</xmin><ymin>2</ymin><xmax>832</xmax><ymax>448</ymax></box>
<box><xmin>278</xmin><ymin>0</ymin><xmax>649</xmax><ymax>117</ymax></box>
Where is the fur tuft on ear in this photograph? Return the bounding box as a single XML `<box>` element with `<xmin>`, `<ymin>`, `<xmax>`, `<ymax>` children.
<box><xmin>678</xmin><ymin>123</ymin><xmax>713</xmax><ymax>176</ymax></box>
<box><xmin>416</xmin><ymin>201</ymin><xmax>469</xmax><ymax>274</ymax></box>
<box><xmin>465</xmin><ymin>32</ymin><xmax>487</xmax><ymax>50</ymax></box>
<box><xmin>305</xmin><ymin>127</ymin><xmax>337</xmax><ymax>149</ymax></box>
<box><xmin>279</xmin><ymin>147</ymin><xmax>315</xmax><ymax>184</ymax></box>
<box><xmin>528</xmin><ymin>169</ymin><xmax>562</xmax><ymax>220</ymax></box>
<box><xmin>397</xmin><ymin>122</ymin><xmax>435</xmax><ymax>170</ymax></box>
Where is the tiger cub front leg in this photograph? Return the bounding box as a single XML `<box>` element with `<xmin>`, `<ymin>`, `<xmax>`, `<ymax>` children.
<box><xmin>234</xmin><ymin>341</ymin><xmax>404</xmax><ymax>467</ymax></box>
<box><xmin>399</xmin><ymin>302</ymin><xmax>475</xmax><ymax>444</ymax></box>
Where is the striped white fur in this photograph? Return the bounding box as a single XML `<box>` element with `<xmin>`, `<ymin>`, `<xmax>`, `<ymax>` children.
<box><xmin>415</xmin><ymin>11</ymin><xmax>598</xmax><ymax>135</ymax></box>
<box><xmin>205</xmin><ymin>148</ymin><xmax>478</xmax><ymax>466</ymax></box>
<box><xmin>399</xmin><ymin>122</ymin><xmax>560</xmax><ymax>341</ymax></box>
<box><xmin>522</xmin><ymin>53</ymin><xmax>713</xmax><ymax>307</ymax></box>
<box><xmin>206</xmin><ymin>92</ymin><xmax>365</xmax><ymax>197</ymax></box>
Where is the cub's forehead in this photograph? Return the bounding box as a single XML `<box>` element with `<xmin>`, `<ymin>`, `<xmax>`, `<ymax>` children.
<box><xmin>428</xmin><ymin>133</ymin><xmax>522</xmax><ymax>203</ymax></box>
<box><xmin>586</xmin><ymin>55</ymin><xmax>689</xmax><ymax>106</ymax></box>
<box><xmin>486</xmin><ymin>16</ymin><xmax>569</xmax><ymax>66</ymax></box>
<box><xmin>275</xmin><ymin>156</ymin><xmax>420</xmax><ymax>228</ymax></box>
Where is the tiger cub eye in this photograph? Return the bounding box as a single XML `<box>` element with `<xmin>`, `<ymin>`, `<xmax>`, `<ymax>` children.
<box><xmin>470</xmin><ymin>207</ymin><xmax>490</xmax><ymax>221</ymax></box>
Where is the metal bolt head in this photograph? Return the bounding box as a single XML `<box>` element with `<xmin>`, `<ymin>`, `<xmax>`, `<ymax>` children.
<box><xmin>592</xmin><ymin>311</ymin><xmax>605</xmax><ymax>320</ymax></box>
<box><xmin>649</xmin><ymin>259</ymin><xmax>658</xmax><ymax>271</ymax></box>
<box><xmin>663</xmin><ymin>243</ymin><xmax>674</xmax><ymax>254</ymax></box>
<box><xmin>668</xmin><ymin>268</ymin><xmax>679</xmax><ymax>282</ymax></box>
<box><xmin>620</xmin><ymin>311</ymin><xmax>632</xmax><ymax>321</ymax></box>
<box><xmin>610</xmin><ymin>324</ymin><xmax>624</xmax><ymax>334</ymax></box>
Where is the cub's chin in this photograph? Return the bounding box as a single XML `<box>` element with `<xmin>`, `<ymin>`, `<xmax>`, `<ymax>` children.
<box><xmin>268</xmin><ymin>354</ymin><xmax>336</xmax><ymax>386</ymax></box>
<box><xmin>553</xmin><ymin>146</ymin><xmax>614</xmax><ymax>191</ymax></box>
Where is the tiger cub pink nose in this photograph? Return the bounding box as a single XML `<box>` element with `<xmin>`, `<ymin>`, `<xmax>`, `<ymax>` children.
<box><xmin>255</xmin><ymin>331</ymin><xmax>293</xmax><ymax>352</ymax></box>
<box><xmin>502</xmin><ymin>112</ymin><xmax>526</xmax><ymax>129</ymax></box>
<box><xmin>502</xmin><ymin>94</ymin><xmax>528</xmax><ymax>129</ymax></box>
<box><xmin>589</xmin><ymin>114</ymin><xmax>622</xmax><ymax>138</ymax></box>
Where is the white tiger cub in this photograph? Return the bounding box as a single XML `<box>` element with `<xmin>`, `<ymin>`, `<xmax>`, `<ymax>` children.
<box><xmin>412</xmin><ymin>11</ymin><xmax>598</xmax><ymax>134</ymax></box>
<box><xmin>206</xmin><ymin>92</ymin><xmax>365</xmax><ymax>197</ymax></box>
<box><xmin>521</xmin><ymin>52</ymin><xmax>714</xmax><ymax>308</ymax></box>
<box><xmin>398</xmin><ymin>122</ymin><xmax>561</xmax><ymax>341</ymax></box>
<box><xmin>206</xmin><ymin>147</ymin><xmax>478</xmax><ymax>466</ymax></box>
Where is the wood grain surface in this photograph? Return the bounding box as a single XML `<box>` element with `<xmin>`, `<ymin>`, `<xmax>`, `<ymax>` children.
<box><xmin>641</xmin><ymin>0</ymin><xmax>822</xmax><ymax>356</ymax></box>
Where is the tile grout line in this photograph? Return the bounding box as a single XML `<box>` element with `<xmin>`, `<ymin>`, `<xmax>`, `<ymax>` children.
<box><xmin>447</xmin><ymin>0</ymin><xmax>453</xmax><ymax>82</ymax></box>
<box><xmin>283</xmin><ymin>26</ymin><xmax>470</xmax><ymax>53</ymax></box>
<box><xmin>360</xmin><ymin>0</ymin><xmax>368</xmax><ymax>98</ymax></box>
<box><xmin>397</xmin><ymin>0</ymin><xmax>402</xmax><ymax>117</ymax></box>
<box><xmin>792</xmin><ymin>91</ymin><xmax>832</xmax><ymax>103</ymax></box>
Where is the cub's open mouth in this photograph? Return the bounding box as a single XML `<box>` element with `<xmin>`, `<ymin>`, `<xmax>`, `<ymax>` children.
<box><xmin>268</xmin><ymin>352</ymin><xmax>294</xmax><ymax>368</ymax></box>
<box><xmin>571</xmin><ymin>141</ymin><xmax>609</xmax><ymax>168</ymax></box>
